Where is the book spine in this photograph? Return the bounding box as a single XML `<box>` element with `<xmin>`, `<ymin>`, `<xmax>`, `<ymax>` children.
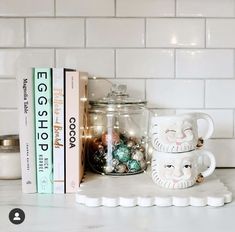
<box><xmin>65</xmin><ymin>71</ymin><xmax>79</xmax><ymax>193</ymax></box>
<box><xmin>52</xmin><ymin>68</ymin><xmax>65</xmax><ymax>194</ymax></box>
<box><xmin>78</xmin><ymin>72</ymin><xmax>88</xmax><ymax>186</ymax></box>
<box><xmin>18</xmin><ymin>69</ymin><xmax>37</xmax><ymax>193</ymax></box>
<box><xmin>34</xmin><ymin>68</ymin><xmax>53</xmax><ymax>194</ymax></box>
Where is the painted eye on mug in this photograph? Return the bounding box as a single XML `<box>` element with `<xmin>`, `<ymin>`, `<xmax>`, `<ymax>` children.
<box><xmin>164</xmin><ymin>164</ymin><xmax>174</xmax><ymax>168</ymax></box>
<box><xmin>165</xmin><ymin>129</ymin><xmax>176</xmax><ymax>134</ymax></box>
<box><xmin>184</xmin><ymin>127</ymin><xmax>192</xmax><ymax>132</ymax></box>
<box><xmin>184</xmin><ymin>164</ymin><xmax>192</xmax><ymax>169</ymax></box>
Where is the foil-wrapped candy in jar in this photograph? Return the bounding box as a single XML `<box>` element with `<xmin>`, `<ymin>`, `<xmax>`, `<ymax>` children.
<box><xmin>87</xmin><ymin>84</ymin><xmax>149</xmax><ymax>175</ymax></box>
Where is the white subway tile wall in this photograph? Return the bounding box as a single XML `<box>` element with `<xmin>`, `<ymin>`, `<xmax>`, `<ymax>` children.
<box><xmin>116</xmin><ymin>0</ymin><xmax>175</xmax><ymax>17</ymax></box>
<box><xmin>176</xmin><ymin>49</ymin><xmax>234</xmax><ymax>78</ymax></box>
<box><xmin>116</xmin><ymin>49</ymin><xmax>174</xmax><ymax>78</ymax></box>
<box><xmin>56</xmin><ymin>0</ymin><xmax>115</xmax><ymax>16</ymax></box>
<box><xmin>26</xmin><ymin>18</ymin><xmax>85</xmax><ymax>47</ymax></box>
<box><xmin>0</xmin><ymin>0</ymin><xmax>235</xmax><ymax>166</ymax></box>
<box><xmin>0</xmin><ymin>79</ymin><xmax>17</xmax><ymax>108</ymax></box>
<box><xmin>146</xmin><ymin>18</ymin><xmax>205</xmax><ymax>48</ymax></box>
<box><xmin>0</xmin><ymin>49</ymin><xmax>54</xmax><ymax>77</ymax></box>
<box><xmin>56</xmin><ymin>49</ymin><xmax>114</xmax><ymax>77</ymax></box>
<box><xmin>205</xmin><ymin>80</ymin><xmax>235</xmax><ymax>108</ymax></box>
<box><xmin>0</xmin><ymin>19</ymin><xmax>24</xmax><ymax>47</ymax></box>
<box><xmin>205</xmin><ymin>139</ymin><xmax>235</xmax><ymax>167</ymax></box>
<box><xmin>176</xmin><ymin>0</ymin><xmax>235</xmax><ymax>17</ymax></box>
<box><xmin>86</xmin><ymin>18</ymin><xmax>145</xmax><ymax>47</ymax></box>
<box><xmin>0</xmin><ymin>110</ymin><xmax>19</xmax><ymax>135</ymax></box>
<box><xmin>0</xmin><ymin>0</ymin><xmax>54</xmax><ymax>16</ymax></box>
<box><xmin>207</xmin><ymin>19</ymin><xmax>235</xmax><ymax>48</ymax></box>
<box><xmin>146</xmin><ymin>80</ymin><xmax>204</xmax><ymax>108</ymax></box>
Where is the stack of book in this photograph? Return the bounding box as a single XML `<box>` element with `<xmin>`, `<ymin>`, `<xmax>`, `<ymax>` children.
<box><xmin>18</xmin><ymin>68</ymin><xmax>88</xmax><ymax>194</ymax></box>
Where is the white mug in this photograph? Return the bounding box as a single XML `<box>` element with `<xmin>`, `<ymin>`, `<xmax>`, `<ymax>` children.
<box><xmin>150</xmin><ymin>113</ymin><xmax>214</xmax><ymax>153</ymax></box>
<box><xmin>151</xmin><ymin>149</ymin><xmax>216</xmax><ymax>189</ymax></box>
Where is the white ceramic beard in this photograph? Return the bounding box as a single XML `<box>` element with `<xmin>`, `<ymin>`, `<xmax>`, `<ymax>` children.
<box><xmin>151</xmin><ymin>150</ymin><xmax>216</xmax><ymax>189</ymax></box>
<box><xmin>151</xmin><ymin>156</ymin><xmax>197</xmax><ymax>189</ymax></box>
<box><xmin>151</xmin><ymin>113</ymin><xmax>214</xmax><ymax>153</ymax></box>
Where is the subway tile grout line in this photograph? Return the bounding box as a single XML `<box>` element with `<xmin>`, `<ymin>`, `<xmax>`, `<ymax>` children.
<box><xmin>147</xmin><ymin>109</ymin><xmax>235</xmax><ymax>112</ymax></box>
<box><xmin>84</xmin><ymin>77</ymin><xmax>235</xmax><ymax>81</ymax></box>
<box><xmin>144</xmin><ymin>79</ymin><xmax>147</xmax><ymax>100</ymax></box>
<box><xmin>84</xmin><ymin>18</ymin><xmax>87</xmax><ymax>48</ymax></box>
<box><xmin>0</xmin><ymin>47</ymin><xmax>56</xmax><ymax>50</ymax></box>
<box><xmin>2</xmin><ymin>16</ymin><xmax>235</xmax><ymax>19</ymax></box>
<box><xmin>153</xmin><ymin>107</ymin><xmax>235</xmax><ymax>110</ymax></box>
<box><xmin>23</xmin><ymin>17</ymin><xmax>26</xmax><ymax>47</ymax></box>
<box><xmin>233</xmin><ymin>110</ymin><xmax>235</xmax><ymax>137</ymax></box>
<box><xmin>203</xmin><ymin>79</ymin><xmax>206</xmax><ymax>108</ymax></box>
<box><xmin>54</xmin><ymin>49</ymin><xmax>56</xmax><ymax>67</ymax></box>
<box><xmin>0</xmin><ymin>77</ymin><xmax>16</xmax><ymax>80</ymax></box>
<box><xmin>87</xmin><ymin>47</ymin><xmax>234</xmax><ymax>50</ymax></box>
<box><xmin>0</xmin><ymin>107</ymin><xmax>18</xmax><ymax>110</ymax></box>
<box><xmin>175</xmin><ymin>0</ymin><xmax>177</xmax><ymax>17</ymax></box>
<box><xmin>144</xmin><ymin>18</ymin><xmax>147</xmax><ymax>48</ymax></box>
<box><xmin>204</xmin><ymin>18</ymin><xmax>207</xmax><ymax>48</ymax></box>
<box><xmin>114</xmin><ymin>49</ymin><xmax>116</xmax><ymax>78</ymax></box>
<box><xmin>70</xmin><ymin>77</ymin><xmax>235</xmax><ymax>80</ymax></box>
<box><xmin>174</xmin><ymin>49</ymin><xmax>176</xmax><ymax>78</ymax></box>
<box><xmin>54</xmin><ymin>0</ymin><xmax>56</xmax><ymax>17</ymax></box>
<box><xmin>0</xmin><ymin>47</ymin><xmax>235</xmax><ymax>50</ymax></box>
<box><xmin>233</xmin><ymin>49</ymin><xmax>235</xmax><ymax>79</ymax></box>
<box><xmin>114</xmin><ymin>0</ymin><xmax>117</xmax><ymax>17</ymax></box>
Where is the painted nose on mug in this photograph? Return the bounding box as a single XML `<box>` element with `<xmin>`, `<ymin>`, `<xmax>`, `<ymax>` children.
<box><xmin>176</xmin><ymin>128</ymin><xmax>185</xmax><ymax>140</ymax></box>
<box><xmin>150</xmin><ymin>112</ymin><xmax>214</xmax><ymax>153</ymax></box>
<box><xmin>174</xmin><ymin>167</ymin><xmax>182</xmax><ymax>178</ymax></box>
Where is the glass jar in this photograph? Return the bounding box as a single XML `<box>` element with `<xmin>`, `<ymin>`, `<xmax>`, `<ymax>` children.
<box><xmin>87</xmin><ymin>84</ymin><xmax>149</xmax><ymax>175</ymax></box>
<box><xmin>0</xmin><ymin>135</ymin><xmax>21</xmax><ymax>179</ymax></box>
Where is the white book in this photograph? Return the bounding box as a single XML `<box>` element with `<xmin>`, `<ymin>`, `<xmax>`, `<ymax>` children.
<box><xmin>53</xmin><ymin>68</ymin><xmax>65</xmax><ymax>193</ymax></box>
<box><xmin>17</xmin><ymin>68</ymin><xmax>37</xmax><ymax>193</ymax></box>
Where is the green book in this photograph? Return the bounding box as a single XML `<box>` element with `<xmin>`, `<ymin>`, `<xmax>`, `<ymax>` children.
<box><xmin>34</xmin><ymin>68</ymin><xmax>53</xmax><ymax>193</ymax></box>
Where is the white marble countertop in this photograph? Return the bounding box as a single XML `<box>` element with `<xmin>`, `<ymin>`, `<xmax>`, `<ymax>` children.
<box><xmin>0</xmin><ymin>169</ymin><xmax>235</xmax><ymax>232</ymax></box>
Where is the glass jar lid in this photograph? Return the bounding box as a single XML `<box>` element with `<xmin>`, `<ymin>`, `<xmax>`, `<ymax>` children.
<box><xmin>0</xmin><ymin>134</ymin><xmax>20</xmax><ymax>152</ymax></box>
<box><xmin>89</xmin><ymin>84</ymin><xmax>147</xmax><ymax>106</ymax></box>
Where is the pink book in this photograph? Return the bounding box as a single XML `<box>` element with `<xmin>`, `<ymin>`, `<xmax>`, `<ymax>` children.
<box><xmin>65</xmin><ymin>71</ymin><xmax>80</xmax><ymax>193</ymax></box>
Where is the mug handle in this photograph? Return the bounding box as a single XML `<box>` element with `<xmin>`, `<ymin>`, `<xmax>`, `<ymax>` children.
<box><xmin>195</xmin><ymin>113</ymin><xmax>214</xmax><ymax>140</ymax></box>
<box><xmin>199</xmin><ymin>150</ymin><xmax>216</xmax><ymax>177</ymax></box>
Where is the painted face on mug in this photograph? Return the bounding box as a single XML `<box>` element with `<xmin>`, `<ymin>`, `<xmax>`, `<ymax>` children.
<box><xmin>152</xmin><ymin>156</ymin><xmax>198</xmax><ymax>189</ymax></box>
<box><xmin>151</xmin><ymin>118</ymin><xmax>196</xmax><ymax>152</ymax></box>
